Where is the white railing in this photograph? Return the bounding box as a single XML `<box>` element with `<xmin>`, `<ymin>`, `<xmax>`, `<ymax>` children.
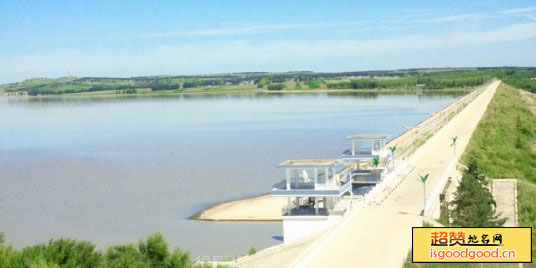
<box><xmin>392</xmin><ymin>81</ymin><xmax>491</xmax><ymax>161</ymax></box>
<box><xmin>423</xmin><ymin>156</ymin><xmax>457</xmax><ymax>216</ymax></box>
<box><xmin>193</xmin><ymin>255</ymin><xmax>241</xmax><ymax>264</ymax></box>
<box><xmin>361</xmin><ymin>81</ymin><xmax>493</xmax><ymax>206</ymax></box>
<box><xmin>363</xmin><ymin>161</ymin><xmax>410</xmax><ymax>205</ymax></box>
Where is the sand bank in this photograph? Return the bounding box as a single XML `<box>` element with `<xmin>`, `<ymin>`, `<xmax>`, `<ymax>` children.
<box><xmin>192</xmin><ymin>194</ymin><xmax>287</xmax><ymax>221</ymax></box>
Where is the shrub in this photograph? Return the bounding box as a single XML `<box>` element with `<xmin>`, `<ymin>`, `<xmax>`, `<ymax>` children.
<box><xmin>0</xmin><ymin>233</ymin><xmax>193</xmax><ymax>268</ymax></box>
<box><xmin>267</xmin><ymin>83</ymin><xmax>286</xmax><ymax>91</ymax></box>
<box><xmin>248</xmin><ymin>246</ymin><xmax>256</xmax><ymax>256</ymax></box>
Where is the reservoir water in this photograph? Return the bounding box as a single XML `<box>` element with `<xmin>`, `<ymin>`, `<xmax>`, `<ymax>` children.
<box><xmin>0</xmin><ymin>91</ymin><xmax>464</xmax><ymax>256</ymax></box>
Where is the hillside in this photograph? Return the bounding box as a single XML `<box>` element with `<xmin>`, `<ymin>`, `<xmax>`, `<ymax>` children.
<box><xmin>3</xmin><ymin>67</ymin><xmax>532</xmax><ymax>96</ymax></box>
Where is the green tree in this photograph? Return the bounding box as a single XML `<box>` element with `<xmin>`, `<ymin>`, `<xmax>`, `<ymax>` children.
<box><xmin>0</xmin><ymin>232</ymin><xmax>23</xmax><ymax>268</ymax></box>
<box><xmin>449</xmin><ymin>162</ymin><xmax>506</xmax><ymax>227</ymax></box>
<box><xmin>137</xmin><ymin>232</ymin><xmax>191</xmax><ymax>268</ymax></box>
<box><xmin>267</xmin><ymin>83</ymin><xmax>286</xmax><ymax>91</ymax></box>
<box><xmin>107</xmin><ymin>244</ymin><xmax>148</xmax><ymax>268</ymax></box>
<box><xmin>139</xmin><ymin>233</ymin><xmax>169</xmax><ymax>267</ymax></box>
<box><xmin>165</xmin><ymin>249</ymin><xmax>191</xmax><ymax>268</ymax></box>
<box><xmin>0</xmin><ymin>232</ymin><xmax>194</xmax><ymax>268</ymax></box>
<box><xmin>19</xmin><ymin>239</ymin><xmax>104</xmax><ymax>268</ymax></box>
<box><xmin>257</xmin><ymin>77</ymin><xmax>271</xmax><ymax>88</ymax></box>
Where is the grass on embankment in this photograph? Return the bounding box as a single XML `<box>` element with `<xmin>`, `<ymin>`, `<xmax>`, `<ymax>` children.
<box><xmin>462</xmin><ymin>84</ymin><xmax>536</xmax><ymax>266</ymax></box>
<box><xmin>404</xmin><ymin>83</ymin><xmax>536</xmax><ymax>267</ymax></box>
<box><xmin>517</xmin><ymin>180</ymin><xmax>536</xmax><ymax>266</ymax></box>
<box><xmin>462</xmin><ymin>84</ymin><xmax>536</xmax><ymax>267</ymax></box>
<box><xmin>462</xmin><ymin>83</ymin><xmax>536</xmax><ymax>181</ymax></box>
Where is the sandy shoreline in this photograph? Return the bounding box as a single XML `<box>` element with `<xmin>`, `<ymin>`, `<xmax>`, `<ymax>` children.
<box><xmin>191</xmin><ymin>193</ymin><xmax>287</xmax><ymax>221</ymax></box>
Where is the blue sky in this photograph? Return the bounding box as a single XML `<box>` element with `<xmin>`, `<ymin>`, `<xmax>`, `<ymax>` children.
<box><xmin>1</xmin><ymin>0</ymin><xmax>536</xmax><ymax>83</ymax></box>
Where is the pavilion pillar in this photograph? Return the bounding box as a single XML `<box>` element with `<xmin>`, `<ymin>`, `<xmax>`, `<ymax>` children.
<box><xmin>286</xmin><ymin>168</ymin><xmax>291</xmax><ymax>190</ymax></box>
<box><xmin>324</xmin><ymin>168</ymin><xmax>329</xmax><ymax>186</ymax></box>
<box><xmin>315</xmin><ymin>197</ymin><xmax>318</xmax><ymax>215</ymax></box>
<box><xmin>314</xmin><ymin>168</ymin><xmax>317</xmax><ymax>186</ymax></box>
<box><xmin>287</xmin><ymin>197</ymin><xmax>291</xmax><ymax>216</ymax></box>
<box><xmin>331</xmin><ymin>167</ymin><xmax>336</xmax><ymax>185</ymax></box>
<box><xmin>350</xmin><ymin>187</ymin><xmax>353</xmax><ymax>205</ymax></box>
<box><xmin>294</xmin><ymin>169</ymin><xmax>299</xmax><ymax>188</ymax></box>
<box><xmin>351</xmin><ymin>140</ymin><xmax>355</xmax><ymax>155</ymax></box>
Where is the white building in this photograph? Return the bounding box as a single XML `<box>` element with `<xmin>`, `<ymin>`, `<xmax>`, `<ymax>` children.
<box><xmin>341</xmin><ymin>134</ymin><xmax>389</xmax><ymax>185</ymax></box>
<box><xmin>271</xmin><ymin>159</ymin><xmax>352</xmax><ymax>242</ymax></box>
<box><xmin>271</xmin><ymin>134</ymin><xmax>390</xmax><ymax>242</ymax></box>
<box><xmin>342</xmin><ymin>134</ymin><xmax>389</xmax><ymax>160</ymax></box>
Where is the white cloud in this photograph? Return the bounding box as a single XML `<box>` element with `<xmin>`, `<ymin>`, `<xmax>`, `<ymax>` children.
<box><xmin>123</xmin><ymin>24</ymin><xmax>303</xmax><ymax>38</ymax></box>
<box><xmin>410</xmin><ymin>7</ymin><xmax>536</xmax><ymax>25</ymax></box>
<box><xmin>1</xmin><ymin>22</ymin><xmax>536</xmax><ymax>82</ymax></box>
<box><xmin>499</xmin><ymin>7</ymin><xmax>536</xmax><ymax>14</ymax></box>
<box><xmin>420</xmin><ymin>13</ymin><xmax>493</xmax><ymax>23</ymax></box>
<box><xmin>108</xmin><ymin>22</ymin><xmax>369</xmax><ymax>39</ymax></box>
<box><xmin>60</xmin><ymin>8</ymin><xmax>536</xmax><ymax>42</ymax></box>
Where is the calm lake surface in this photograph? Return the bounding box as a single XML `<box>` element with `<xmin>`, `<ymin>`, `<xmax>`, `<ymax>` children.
<box><xmin>0</xmin><ymin>92</ymin><xmax>464</xmax><ymax>256</ymax></box>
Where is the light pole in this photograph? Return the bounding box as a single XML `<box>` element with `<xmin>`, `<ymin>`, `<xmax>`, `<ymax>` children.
<box><xmin>419</xmin><ymin>174</ymin><xmax>429</xmax><ymax>216</ymax></box>
<box><xmin>372</xmin><ymin>156</ymin><xmax>380</xmax><ymax>181</ymax></box>
<box><xmin>450</xmin><ymin>136</ymin><xmax>458</xmax><ymax>159</ymax></box>
<box><xmin>389</xmin><ymin>146</ymin><xmax>397</xmax><ymax>171</ymax></box>
<box><xmin>451</xmin><ymin>136</ymin><xmax>458</xmax><ymax>182</ymax></box>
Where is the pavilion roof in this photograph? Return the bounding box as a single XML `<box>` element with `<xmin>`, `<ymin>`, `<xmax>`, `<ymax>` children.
<box><xmin>277</xmin><ymin>159</ymin><xmax>339</xmax><ymax>168</ymax></box>
<box><xmin>345</xmin><ymin>134</ymin><xmax>389</xmax><ymax>140</ymax></box>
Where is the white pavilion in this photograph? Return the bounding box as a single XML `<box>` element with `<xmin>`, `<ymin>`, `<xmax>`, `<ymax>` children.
<box><xmin>271</xmin><ymin>159</ymin><xmax>352</xmax><ymax>242</ymax></box>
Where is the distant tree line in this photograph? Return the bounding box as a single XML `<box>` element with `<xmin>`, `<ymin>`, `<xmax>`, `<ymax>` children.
<box><xmin>7</xmin><ymin>68</ymin><xmax>536</xmax><ymax>96</ymax></box>
<box><xmin>499</xmin><ymin>69</ymin><xmax>536</xmax><ymax>93</ymax></box>
<box><xmin>88</xmin><ymin>84</ymin><xmax>134</xmax><ymax>92</ymax></box>
<box><xmin>327</xmin><ymin>79</ymin><xmax>379</xmax><ymax>89</ymax></box>
<box><xmin>327</xmin><ymin>73</ymin><xmax>490</xmax><ymax>90</ymax></box>
<box><xmin>26</xmin><ymin>88</ymin><xmax>75</xmax><ymax>96</ymax></box>
<box><xmin>148</xmin><ymin>83</ymin><xmax>180</xmax><ymax>91</ymax></box>
<box><xmin>415</xmin><ymin>77</ymin><xmax>485</xmax><ymax>89</ymax></box>
<box><xmin>182</xmin><ymin>79</ymin><xmax>223</xmax><ymax>88</ymax></box>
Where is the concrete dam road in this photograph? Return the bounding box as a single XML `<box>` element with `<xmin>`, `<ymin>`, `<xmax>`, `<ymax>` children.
<box><xmin>237</xmin><ymin>80</ymin><xmax>500</xmax><ymax>268</ymax></box>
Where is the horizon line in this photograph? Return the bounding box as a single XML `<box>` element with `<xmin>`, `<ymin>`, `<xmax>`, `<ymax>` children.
<box><xmin>4</xmin><ymin>65</ymin><xmax>534</xmax><ymax>85</ymax></box>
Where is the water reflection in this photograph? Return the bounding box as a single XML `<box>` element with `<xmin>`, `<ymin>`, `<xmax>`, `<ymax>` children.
<box><xmin>2</xmin><ymin>90</ymin><xmax>468</xmax><ymax>108</ymax></box>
